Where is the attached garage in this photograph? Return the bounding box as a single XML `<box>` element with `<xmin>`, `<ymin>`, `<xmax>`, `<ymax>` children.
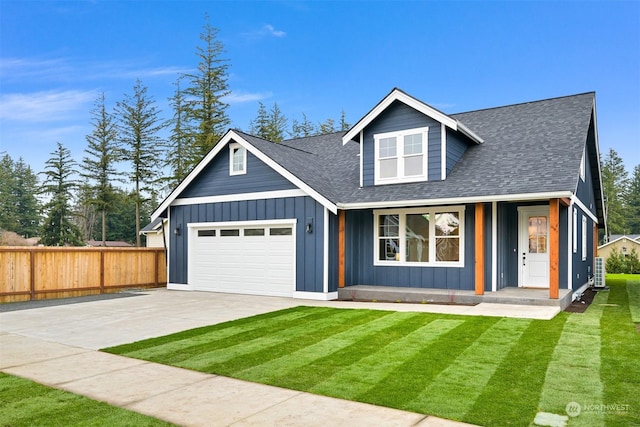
<box><xmin>188</xmin><ymin>220</ymin><xmax>296</xmax><ymax>297</ymax></box>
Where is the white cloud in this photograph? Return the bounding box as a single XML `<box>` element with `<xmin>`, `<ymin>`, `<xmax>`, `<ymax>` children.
<box><xmin>0</xmin><ymin>89</ymin><xmax>96</xmax><ymax>122</ymax></box>
<box><xmin>242</xmin><ymin>24</ymin><xmax>286</xmax><ymax>40</ymax></box>
<box><xmin>222</xmin><ymin>91</ymin><xmax>272</xmax><ymax>104</ymax></box>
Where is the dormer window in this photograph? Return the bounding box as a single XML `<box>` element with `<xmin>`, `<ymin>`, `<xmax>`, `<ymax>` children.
<box><xmin>579</xmin><ymin>148</ymin><xmax>585</xmax><ymax>181</ymax></box>
<box><xmin>374</xmin><ymin>127</ymin><xmax>428</xmax><ymax>184</ymax></box>
<box><xmin>229</xmin><ymin>143</ymin><xmax>246</xmax><ymax>176</ymax></box>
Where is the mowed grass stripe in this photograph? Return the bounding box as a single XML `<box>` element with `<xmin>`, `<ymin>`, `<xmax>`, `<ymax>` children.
<box><xmin>535</xmin><ymin>291</ymin><xmax>607</xmax><ymax>427</ymax></box>
<box><xmin>626</xmin><ymin>279</ymin><xmax>640</xmax><ymax>323</ymax></box>
<box><xmin>234</xmin><ymin>311</ymin><xmax>419</xmax><ymax>383</ymax></box>
<box><xmin>601</xmin><ymin>279</ymin><xmax>640</xmax><ymax>425</ymax></box>
<box><xmin>406</xmin><ymin>317</ymin><xmax>532</xmax><ymax>420</ymax></box>
<box><xmin>111</xmin><ymin>306</ymin><xmax>331</xmax><ymax>362</ymax></box>
<box><xmin>464</xmin><ymin>314</ymin><xmax>568</xmax><ymax>426</ymax></box>
<box><xmin>357</xmin><ymin>316</ymin><xmax>500</xmax><ymax>409</ymax></box>
<box><xmin>174</xmin><ymin>308</ymin><xmax>388</xmax><ymax>373</ymax></box>
<box><xmin>310</xmin><ymin>318</ymin><xmax>465</xmax><ymax>400</ymax></box>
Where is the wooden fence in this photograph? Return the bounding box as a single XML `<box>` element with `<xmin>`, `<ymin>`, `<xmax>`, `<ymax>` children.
<box><xmin>0</xmin><ymin>247</ymin><xmax>166</xmax><ymax>303</ymax></box>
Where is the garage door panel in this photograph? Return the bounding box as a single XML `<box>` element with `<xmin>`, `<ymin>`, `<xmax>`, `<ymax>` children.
<box><xmin>190</xmin><ymin>223</ymin><xmax>295</xmax><ymax>297</ymax></box>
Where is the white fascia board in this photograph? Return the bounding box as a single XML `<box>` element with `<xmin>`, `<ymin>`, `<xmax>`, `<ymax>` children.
<box><xmin>591</xmin><ymin>98</ymin><xmax>606</xmax><ymax>226</ymax></box>
<box><xmin>152</xmin><ymin>130</ymin><xmax>338</xmax><ymax>220</ymax></box>
<box><xmin>597</xmin><ymin>235</ymin><xmax>640</xmax><ymax>250</ymax></box>
<box><xmin>173</xmin><ymin>189</ymin><xmax>307</xmax><ymax>206</ymax></box>
<box><xmin>440</xmin><ymin>125</ymin><xmax>447</xmax><ymax>180</ymax></box>
<box><xmin>456</xmin><ymin>121</ymin><xmax>484</xmax><ymax>144</ymax></box>
<box><xmin>342</xmin><ymin>89</ymin><xmax>458</xmax><ymax>145</ymax></box>
<box><xmin>571</xmin><ymin>195</ymin><xmax>599</xmax><ymax>224</ymax></box>
<box><xmin>337</xmin><ymin>191</ymin><xmax>574</xmax><ymax>210</ymax></box>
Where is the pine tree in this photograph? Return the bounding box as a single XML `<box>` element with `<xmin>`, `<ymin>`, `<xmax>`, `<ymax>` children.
<box><xmin>249</xmin><ymin>102</ymin><xmax>287</xmax><ymax>142</ymax></box>
<box><xmin>13</xmin><ymin>158</ymin><xmax>40</xmax><ymax>238</ymax></box>
<box><xmin>116</xmin><ymin>79</ymin><xmax>166</xmax><ymax>246</ymax></box>
<box><xmin>289</xmin><ymin>113</ymin><xmax>316</xmax><ymax>138</ymax></box>
<box><xmin>0</xmin><ymin>154</ymin><xmax>18</xmax><ymax>232</ymax></box>
<box><xmin>82</xmin><ymin>93</ymin><xmax>121</xmax><ymax>246</ymax></box>
<box><xmin>165</xmin><ymin>78</ymin><xmax>192</xmax><ymax>187</ymax></box>
<box><xmin>627</xmin><ymin>164</ymin><xmax>640</xmax><ymax>234</ymax></box>
<box><xmin>182</xmin><ymin>14</ymin><xmax>230</xmax><ymax>169</ymax></box>
<box><xmin>601</xmin><ymin>148</ymin><xmax>629</xmax><ymax>237</ymax></box>
<box><xmin>339</xmin><ymin>109</ymin><xmax>350</xmax><ymax>131</ymax></box>
<box><xmin>40</xmin><ymin>143</ymin><xmax>83</xmax><ymax>246</ymax></box>
<box><xmin>249</xmin><ymin>102</ymin><xmax>270</xmax><ymax>138</ymax></box>
<box><xmin>318</xmin><ymin>118</ymin><xmax>336</xmax><ymax>135</ymax></box>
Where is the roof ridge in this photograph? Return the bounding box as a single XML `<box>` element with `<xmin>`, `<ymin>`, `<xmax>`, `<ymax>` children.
<box><xmin>233</xmin><ymin>129</ymin><xmax>317</xmax><ymax>156</ymax></box>
<box><xmin>451</xmin><ymin>91</ymin><xmax>595</xmax><ymax>115</ymax></box>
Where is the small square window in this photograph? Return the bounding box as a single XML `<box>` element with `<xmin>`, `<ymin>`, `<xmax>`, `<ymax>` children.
<box><xmin>220</xmin><ymin>229</ymin><xmax>240</xmax><ymax>237</ymax></box>
<box><xmin>244</xmin><ymin>228</ymin><xmax>265</xmax><ymax>236</ymax></box>
<box><xmin>270</xmin><ymin>227</ymin><xmax>292</xmax><ymax>236</ymax></box>
<box><xmin>198</xmin><ymin>230</ymin><xmax>216</xmax><ymax>237</ymax></box>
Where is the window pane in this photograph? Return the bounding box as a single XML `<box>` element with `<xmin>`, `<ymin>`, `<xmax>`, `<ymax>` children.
<box><xmin>404</xmin><ymin>133</ymin><xmax>423</xmax><ymax>155</ymax></box>
<box><xmin>244</xmin><ymin>228</ymin><xmax>264</xmax><ymax>236</ymax></box>
<box><xmin>404</xmin><ymin>155</ymin><xmax>423</xmax><ymax>176</ymax></box>
<box><xmin>434</xmin><ymin>212</ymin><xmax>460</xmax><ymax>236</ymax></box>
<box><xmin>379</xmin><ymin>158</ymin><xmax>397</xmax><ymax>178</ymax></box>
<box><xmin>379</xmin><ymin>238</ymin><xmax>400</xmax><ymax>261</ymax></box>
<box><xmin>270</xmin><ymin>227</ymin><xmax>292</xmax><ymax>236</ymax></box>
<box><xmin>379</xmin><ymin>215</ymin><xmax>399</xmax><ymax>237</ymax></box>
<box><xmin>406</xmin><ymin>214</ymin><xmax>429</xmax><ymax>262</ymax></box>
<box><xmin>220</xmin><ymin>229</ymin><xmax>240</xmax><ymax>236</ymax></box>
<box><xmin>232</xmin><ymin>148</ymin><xmax>244</xmax><ymax>172</ymax></box>
<box><xmin>198</xmin><ymin>230</ymin><xmax>216</xmax><ymax>237</ymax></box>
<box><xmin>378</xmin><ymin>137</ymin><xmax>397</xmax><ymax>158</ymax></box>
<box><xmin>436</xmin><ymin>238</ymin><xmax>460</xmax><ymax>261</ymax></box>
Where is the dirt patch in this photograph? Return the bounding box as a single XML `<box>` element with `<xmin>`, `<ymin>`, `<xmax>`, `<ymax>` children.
<box><xmin>564</xmin><ymin>287</ymin><xmax>598</xmax><ymax>313</ymax></box>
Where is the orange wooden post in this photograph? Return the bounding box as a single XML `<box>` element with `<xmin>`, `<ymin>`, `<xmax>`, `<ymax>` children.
<box><xmin>475</xmin><ymin>203</ymin><xmax>485</xmax><ymax>295</ymax></box>
<box><xmin>338</xmin><ymin>210</ymin><xmax>346</xmax><ymax>288</ymax></box>
<box><xmin>549</xmin><ymin>198</ymin><xmax>560</xmax><ymax>299</ymax></box>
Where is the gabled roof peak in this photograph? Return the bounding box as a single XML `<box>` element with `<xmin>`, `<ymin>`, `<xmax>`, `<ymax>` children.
<box><xmin>342</xmin><ymin>88</ymin><xmax>483</xmax><ymax>145</ymax></box>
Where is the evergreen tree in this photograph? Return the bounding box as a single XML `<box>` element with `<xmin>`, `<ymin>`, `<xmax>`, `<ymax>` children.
<box><xmin>318</xmin><ymin>118</ymin><xmax>336</xmax><ymax>134</ymax></box>
<box><xmin>0</xmin><ymin>154</ymin><xmax>18</xmax><ymax>232</ymax></box>
<box><xmin>92</xmin><ymin>189</ymin><xmax>137</xmax><ymax>243</ymax></box>
<box><xmin>165</xmin><ymin>78</ymin><xmax>192</xmax><ymax>187</ymax></box>
<box><xmin>13</xmin><ymin>158</ymin><xmax>40</xmax><ymax>237</ymax></box>
<box><xmin>290</xmin><ymin>113</ymin><xmax>316</xmax><ymax>138</ymax></box>
<box><xmin>601</xmin><ymin>148</ymin><xmax>629</xmax><ymax>237</ymax></box>
<box><xmin>182</xmin><ymin>14</ymin><xmax>230</xmax><ymax>169</ymax></box>
<box><xmin>605</xmin><ymin>248</ymin><xmax>625</xmax><ymax>274</ymax></box>
<box><xmin>339</xmin><ymin>109</ymin><xmax>350</xmax><ymax>131</ymax></box>
<box><xmin>627</xmin><ymin>164</ymin><xmax>640</xmax><ymax>234</ymax></box>
<box><xmin>40</xmin><ymin>143</ymin><xmax>83</xmax><ymax>246</ymax></box>
<box><xmin>116</xmin><ymin>79</ymin><xmax>166</xmax><ymax>246</ymax></box>
<box><xmin>626</xmin><ymin>248</ymin><xmax>640</xmax><ymax>274</ymax></box>
<box><xmin>82</xmin><ymin>93</ymin><xmax>121</xmax><ymax>246</ymax></box>
<box><xmin>249</xmin><ymin>102</ymin><xmax>287</xmax><ymax>142</ymax></box>
<box><xmin>249</xmin><ymin>102</ymin><xmax>269</xmax><ymax>138</ymax></box>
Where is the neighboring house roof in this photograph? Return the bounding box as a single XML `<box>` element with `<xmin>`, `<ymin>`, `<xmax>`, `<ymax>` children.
<box><xmin>86</xmin><ymin>240</ymin><xmax>134</xmax><ymax>247</ymax></box>
<box><xmin>140</xmin><ymin>217</ymin><xmax>166</xmax><ymax>234</ymax></box>
<box><xmin>153</xmin><ymin>90</ymin><xmax>603</xmax><ymax>224</ymax></box>
<box><xmin>599</xmin><ymin>235</ymin><xmax>640</xmax><ymax>250</ymax></box>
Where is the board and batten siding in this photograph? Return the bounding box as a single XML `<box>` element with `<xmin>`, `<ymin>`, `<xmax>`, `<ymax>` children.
<box><xmin>575</xmin><ymin>142</ymin><xmax>597</xmax><ymax>217</ymax></box>
<box><xmin>344</xmin><ymin>206</ymin><xmax>475</xmax><ymax>290</ymax></box>
<box><xmin>180</xmin><ymin>147</ymin><xmax>295</xmax><ymax>198</ymax></box>
<box><xmin>169</xmin><ymin>196</ymin><xmax>326</xmax><ymax>293</ymax></box>
<box><xmin>362</xmin><ymin>101</ymin><xmax>443</xmax><ymax>186</ymax></box>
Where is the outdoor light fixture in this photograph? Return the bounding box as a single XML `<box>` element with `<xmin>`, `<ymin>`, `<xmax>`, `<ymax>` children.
<box><xmin>174</xmin><ymin>226</ymin><xmax>181</xmax><ymax>236</ymax></box>
<box><xmin>306</xmin><ymin>217</ymin><xmax>313</xmax><ymax>233</ymax></box>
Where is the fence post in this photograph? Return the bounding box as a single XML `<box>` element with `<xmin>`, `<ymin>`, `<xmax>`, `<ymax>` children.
<box><xmin>154</xmin><ymin>249</ymin><xmax>159</xmax><ymax>287</ymax></box>
<box><xmin>100</xmin><ymin>249</ymin><xmax>105</xmax><ymax>294</ymax></box>
<box><xmin>29</xmin><ymin>248</ymin><xmax>35</xmax><ymax>301</ymax></box>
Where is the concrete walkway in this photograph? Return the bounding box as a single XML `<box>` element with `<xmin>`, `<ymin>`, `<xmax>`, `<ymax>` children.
<box><xmin>0</xmin><ymin>289</ymin><xmax>559</xmax><ymax>426</ymax></box>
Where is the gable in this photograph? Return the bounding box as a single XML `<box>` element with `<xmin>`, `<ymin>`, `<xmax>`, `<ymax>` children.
<box><xmin>180</xmin><ymin>142</ymin><xmax>295</xmax><ymax>198</ymax></box>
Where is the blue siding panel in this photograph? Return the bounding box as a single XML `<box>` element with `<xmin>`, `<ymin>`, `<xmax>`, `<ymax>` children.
<box><xmin>168</xmin><ymin>196</ymin><xmax>326</xmax><ymax>294</ymax></box>
<box><xmin>575</xmin><ymin>145</ymin><xmax>597</xmax><ymax>217</ymax></box>
<box><xmin>446</xmin><ymin>129</ymin><xmax>468</xmax><ymax>175</ymax></box>
<box><xmin>181</xmin><ymin>144</ymin><xmax>295</xmax><ymax>198</ymax></box>
<box><xmin>572</xmin><ymin>208</ymin><xmax>594</xmax><ymax>290</ymax></box>
<box><xmin>362</xmin><ymin>101</ymin><xmax>442</xmax><ymax>187</ymax></box>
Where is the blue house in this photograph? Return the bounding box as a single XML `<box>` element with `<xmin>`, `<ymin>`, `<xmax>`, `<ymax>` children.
<box><xmin>152</xmin><ymin>89</ymin><xmax>605</xmax><ymax>302</ymax></box>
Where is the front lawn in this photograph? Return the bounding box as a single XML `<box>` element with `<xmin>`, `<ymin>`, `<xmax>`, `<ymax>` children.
<box><xmin>0</xmin><ymin>373</ymin><xmax>174</xmax><ymax>427</ymax></box>
<box><xmin>104</xmin><ymin>279</ymin><xmax>640</xmax><ymax>426</ymax></box>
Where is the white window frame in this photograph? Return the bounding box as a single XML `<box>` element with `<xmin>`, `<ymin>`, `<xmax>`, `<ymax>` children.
<box><xmin>581</xmin><ymin>215</ymin><xmax>587</xmax><ymax>261</ymax></box>
<box><xmin>373</xmin><ymin>206</ymin><xmax>465</xmax><ymax>267</ymax></box>
<box><xmin>229</xmin><ymin>143</ymin><xmax>247</xmax><ymax>176</ymax></box>
<box><xmin>374</xmin><ymin>127</ymin><xmax>429</xmax><ymax>185</ymax></box>
<box><xmin>579</xmin><ymin>148</ymin><xmax>585</xmax><ymax>182</ymax></box>
<box><xmin>573</xmin><ymin>208</ymin><xmax>578</xmax><ymax>253</ymax></box>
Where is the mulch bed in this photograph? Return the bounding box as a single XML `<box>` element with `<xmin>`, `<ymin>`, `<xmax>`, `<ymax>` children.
<box><xmin>564</xmin><ymin>287</ymin><xmax>599</xmax><ymax>313</ymax></box>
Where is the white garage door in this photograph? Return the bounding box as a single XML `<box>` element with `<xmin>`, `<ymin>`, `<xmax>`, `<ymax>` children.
<box><xmin>189</xmin><ymin>221</ymin><xmax>295</xmax><ymax>297</ymax></box>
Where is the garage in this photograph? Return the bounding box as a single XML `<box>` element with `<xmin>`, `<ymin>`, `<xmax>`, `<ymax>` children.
<box><xmin>188</xmin><ymin>221</ymin><xmax>296</xmax><ymax>297</ymax></box>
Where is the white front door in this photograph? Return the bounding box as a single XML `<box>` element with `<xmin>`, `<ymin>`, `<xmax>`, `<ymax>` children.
<box><xmin>518</xmin><ymin>206</ymin><xmax>550</xmax><ymax>288</ymax></box>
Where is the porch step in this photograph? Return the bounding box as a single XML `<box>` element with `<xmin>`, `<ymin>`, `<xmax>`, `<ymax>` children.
<box><xmin>338</xmin><ymin>286</ymin><xmax>574</xmax><ymax>310</ymax></box>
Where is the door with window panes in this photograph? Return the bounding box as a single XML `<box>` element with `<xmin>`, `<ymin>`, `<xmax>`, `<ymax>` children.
<box><xmin>518</xmin><ymin>206</ymin><xmax>550</xmax><ymax>288</ymax></box>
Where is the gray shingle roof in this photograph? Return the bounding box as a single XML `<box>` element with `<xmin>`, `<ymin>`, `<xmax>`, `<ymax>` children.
<box><xmin>236</xmin><ymin>92</ymin><xmax>595</xmax><ymax>209</ymax></box>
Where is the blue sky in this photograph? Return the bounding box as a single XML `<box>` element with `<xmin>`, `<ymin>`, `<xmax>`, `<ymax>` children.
<box><xmin>1</xmin><ymin>0</ymin><xmax>639</xmax><ymax>179</ymax></box>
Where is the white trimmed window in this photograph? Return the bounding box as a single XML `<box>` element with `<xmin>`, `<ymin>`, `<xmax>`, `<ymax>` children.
<box><xmin>573</xmin><ymin>208</ymin><xmax>578</xmax><ymax>253</ymax></box>
<box><xmin>582</xmin><ymin>215</ymin><xmax>587</xmax><ymax>261</ymax></box>
<box><xmin>579</xmin><ymin>148</ymin><xmax>585</xmax><ymax>181</ymax></box>
<box><xmin>229</xmin><ymin>143</ymin><xmax>246</xmax><ymax>175</ymax></box>
<box><xmin>374</xmin><ymin>206</ymin><xmax>464</xmax><ymax>267</ymax></box>
<box><xmin>374</xmin><ymin>127</ymin><xmax>428</xmax><ymax>184</ymax></box>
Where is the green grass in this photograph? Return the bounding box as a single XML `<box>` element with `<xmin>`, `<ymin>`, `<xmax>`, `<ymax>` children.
<box><xmin>104</xmin><ymin>279</ymin><xmax>640</xmax><ymax>427</ymax></box>
<box><xmin>0</xmin><ymin>373</ymin><xmax>174</xmax><ymax>427</ymax></box>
